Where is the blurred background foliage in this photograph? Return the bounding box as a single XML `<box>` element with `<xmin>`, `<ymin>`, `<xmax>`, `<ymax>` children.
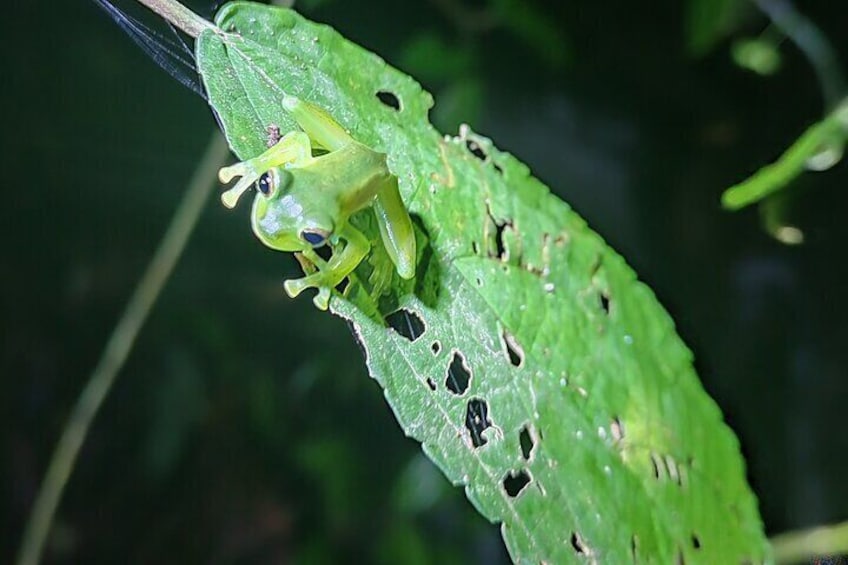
<box><xmin>3</xmin><ymin>0</ymin><xmax>848</xmax><ymax>562</ymax></box>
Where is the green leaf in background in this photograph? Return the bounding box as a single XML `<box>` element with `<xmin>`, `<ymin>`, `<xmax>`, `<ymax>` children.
<box><xmin>490</xmin><ymin>0</ymin><xmax>571</xmax><ymax>69</ymax></box>
<box><xmin>686</xmin><ymin>0</ymin><xmax>751</xmax><ymax>57</ymax></box>
<box><xmin>732</xmin><ymin>37</ymin><xmax>783</xmax><ymax>76</ymax></box>
<box><xmin>197</xmin><ymin>2</ymin><xmax>769</xmax><ymax>561</ymax></box>
<box><xmin>398</xmin><ymin>33</ymin><xmax>483</xmax><ymax>131</ymax></box>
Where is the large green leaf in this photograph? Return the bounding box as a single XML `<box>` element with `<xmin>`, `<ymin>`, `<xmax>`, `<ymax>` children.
<box><xmin>197</xmin><ymin>3</ymin><xmax>769</xmax><ymax>562</ymax></box>
<box><xmin>685</xmin><ymin>0</ymin><xmax>751</xmax><ymax>57</ymax></box>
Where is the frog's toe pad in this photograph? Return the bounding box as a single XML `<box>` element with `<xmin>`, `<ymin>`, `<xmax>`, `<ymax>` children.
<box><xmin>284</xmin><ymin>278</ymin><xmax>331</xmax><ymax>310</ymax></box>
<box><xmin>284</xmin><ymin>278</ymin><xmax>309</xmax><ymax>298</ymax></box>
<box><xmin>312</xmin><ymin>287</ymin><xmax>331</xmax><ymax>310</ymax></box>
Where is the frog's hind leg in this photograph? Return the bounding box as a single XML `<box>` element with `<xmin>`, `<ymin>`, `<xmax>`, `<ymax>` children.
<box><xmin>282</xmin><ymin>95</ymin><xmax>353</xmax><ymax>152</ymax></box>
<box><xmin>218</xmin><ymin>130</ymin><xmax>312</xmax><ymax>208</ymax></box>
<box><xmin>374</xmin><ymin>175</ymin><xmax>416</xmax><ymax>280</ymax></box>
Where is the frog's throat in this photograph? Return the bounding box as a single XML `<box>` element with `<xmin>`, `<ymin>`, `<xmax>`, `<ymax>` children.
<box><xmin>218</xmin><ymin>162</ymin><xmax>257</xmax><ymax>209</ymax></box>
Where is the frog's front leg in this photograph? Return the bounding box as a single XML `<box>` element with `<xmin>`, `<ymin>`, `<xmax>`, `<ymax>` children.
<box><xmin>218</xmin><ymin>130</ymin><xmax>312</xmax><ymax>208</ymax></box>
<box><xmin>283</xmin><ymin>225</ymin><xmax>370</xmax><ymax>309</ymax></box>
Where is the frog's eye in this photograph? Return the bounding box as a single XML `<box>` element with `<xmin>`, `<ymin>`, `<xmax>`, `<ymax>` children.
<box><xmin>256</xmin><ymin>171</ymin><xmax>276</xmax><ymax>196</ymax></box>
<box><xmin>301</xmin><ymin>229</ymin><xmax>329</xmax><ymax>247</ymax></box>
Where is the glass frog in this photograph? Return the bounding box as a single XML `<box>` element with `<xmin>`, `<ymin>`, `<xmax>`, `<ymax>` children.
<box><xmin>218</xmin><ymin>95</ymin><xmax>416</xmax><ymax>310</ymax></box>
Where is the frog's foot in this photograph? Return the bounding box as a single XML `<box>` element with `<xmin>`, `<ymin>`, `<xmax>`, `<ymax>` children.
<box><xmin>284</xmin><ymin>275</ymin><xmax>333</xmax><ymax>310</ymax></box>
<box><xmin>218</xmin><ymin>161</ymin><xmax>262</xmax><ymax>209</ymax></box>
<box><xmin>313</xmin><ymin>287</ymin><xmax>332</xmax><ymax>310</ymax></box>
<box><xmin>283</xmin><ymin>227</ymin><xmax>369</xmax><ymax>310</ymax></box>
<box><xmin>218</xmin><ymin>131</ymin><xmax>313</xmax><ymax>208</ymax></box>
<box><xmin>366</xmin><ymin>251</ymin><xmax>394</xmax><ymax>297</ymax></box>
<box><xmin>283</xmin><ymin>276</ymin><xmax>313</xmax><ymax>298</ymax></box>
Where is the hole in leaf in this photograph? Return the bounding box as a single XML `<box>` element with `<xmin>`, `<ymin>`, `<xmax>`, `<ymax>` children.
<box><xmin>570</xmin><ymin>532</ymin><xmax>589</xmax><ymax>555</ymax></box>
<box><xmin>376</xmin><ymin>90</ymin><xmax>401</xmax><ymax>110</ymax></box>
<box><xmin>493</xmin><ymin>162</ymin><xmax>504</xmax><ymax>174</ymax></box>
<box><xmin>631</xmin><ymin>535</ymin><xmax>639</xmax><ymax>560</ymax></box>
<box><xmin>502</xmin><ymin>331</ymin><xmax>524</xmax><ymax>368</ymax></box>
<box><xmin>599</xmin><ymin>291</ymin><xmax>611</xmax><ymax>314</ymax></box>
<box><xmin>502</xmin><ymin>469</ymin><xmax>531</xmax><ymax>497</ymax></box>
<box><xmin>471</xmin><ymin>240</ymin><xmax>479</xmax><ymax>254</ymax></box>
<box><xmin>426</xmin><ymin>377</ymin><xmax>436</xmax><ymax>391</ymax></box>
<box><xmin>519</xmin><ymin>424</ymin><xmax>534</xmax><ymax>460</ymax></box>
<box><xmin>445</xmin><ymin>351</ymin><xmax>471</xmax><ymax>395</ymax></box>
<box><xmin>466</xmin><ymin>139</ymin><xmax>487</xmax><ymax>160</ymax></box>
<box><xmin>650</xmin><ymin>453</ymin><xmax>662</xmax><ymax>480</ymax></box>
<box><xmin>385</xmin><ymin>309</ymin><xmax>425</xmax><ymax>342</ymax></box>
<box><xmin>692</xmin><ymin>534</ymin><xmax>701</xmax><ymax>549</ymax></box>
<box><xmin>431</xmin><ymin>341</ymin><xmax>441</xmax><ymax>355</ymax></box>
<box><xmin>465</xmin><ymin>398</ymin><xmax>492</xmax><ymax>448</ymax></box>
<box><xmin>315</xmin><ymin>244</ymin><xmax>333</xmax><ymax>262</ymax></box>
<box><xmin>665</xmin><ymin>455</ymin><xmax>680</xmax><ymax>485</ymax></box>
<box><xmin>493</xmin><ymin>220</ymin><xmax>513</xmax><ymax>260</ymax></box>
<box><xmin>335</xmin><ymin>277</ymin><xmax>349</xmax><ymax>294</ymax></box>
<box><xmin>611</xmin><ymin>416</ymin><xmax>624</xmax><ymax>441</ymax></box>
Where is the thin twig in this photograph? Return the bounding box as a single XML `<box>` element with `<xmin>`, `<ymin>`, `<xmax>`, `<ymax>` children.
<box><xmin>16</xmin><ymin>133</ymin><xmax>230</xmax><ymax>565</ymax></box>
<box><xmin>721</xmin><ymin>98</ymin><xmax>848</xmax><ymax>209</ymax></box>
<box><xmin>771</xmin><ymin>519</ymin><xmax>848</xmax><ymax>564</ymax></box>
<box><xmin>752</xmin><ymin>0</ymin><xmax>846</xmax><ymax>109</ymax></box>
<box><xmin>135</xmin><ymin>0</ymin><xmax>215</xmax><ymax>38</ymax></box>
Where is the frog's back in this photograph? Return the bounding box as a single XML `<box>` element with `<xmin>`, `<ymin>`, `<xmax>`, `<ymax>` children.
<box><xmin>292</xmin><ymin>141</ymin><xmax>389</xmax><ymax>214</ymax></box>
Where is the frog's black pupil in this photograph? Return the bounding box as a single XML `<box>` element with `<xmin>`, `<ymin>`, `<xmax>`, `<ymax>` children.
<box><xmin>257</xmin><ymin>173</ymin><xmax>272</xmax><ymax>195</ymax></box>
<box><xmin>302</xmin><ymin>231</ymin><xmax>326</xmax><ymax>246</ymax></box>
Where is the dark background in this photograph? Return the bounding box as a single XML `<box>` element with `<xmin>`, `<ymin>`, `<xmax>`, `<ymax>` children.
<box><xmin>3</xmin><ymin>0</ymin><xmax>847</xmax><ymax>562</ymax></box>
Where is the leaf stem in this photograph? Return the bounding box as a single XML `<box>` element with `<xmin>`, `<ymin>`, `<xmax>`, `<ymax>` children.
<box><xmin>135</xmin><ymin>0</ymin><xmax>216</xmax><ymax>38</ymax></box>
<box><xmin>771</xmin><ymin>519</ymin><xmax>848</xmax><ymax>564</ymax></box>
<box><xmin>751</xmin><ymin>0</ymin><xmax>845</xmax><ymax>110</ymax></box>
<box><xmin>721</xmin><ymin>98</ymin><xmax>848</xmax><ymax>210</ymax></box>
<box><xmin>15</xmin><ymin>133</ymin><xmax>230</xmax><ymax>565</ymax></box>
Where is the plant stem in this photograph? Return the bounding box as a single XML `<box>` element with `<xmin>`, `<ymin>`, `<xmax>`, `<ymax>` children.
<box><xmin>771</xmin><ymin>519</ymin><xmax>848</xmax><ymax>564</ymax></box>
<box><xmin>15</xmin><ymin>133</ymin><xmax>230</xmax><ymax>565</ymax></box>
<box><xmin>752</xmin><ymin>0</ymin><xmax>846</xmax><ymax>110</ymax></box>
<box><xmin>135</xmin><ymin>0</ymin><xmax>216</xmax><ymax>38</ymax></box>
<box><xmin>721</xmin><ymin>98</ymin><xmax>848</xmax><ymax>210</ymax></box>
